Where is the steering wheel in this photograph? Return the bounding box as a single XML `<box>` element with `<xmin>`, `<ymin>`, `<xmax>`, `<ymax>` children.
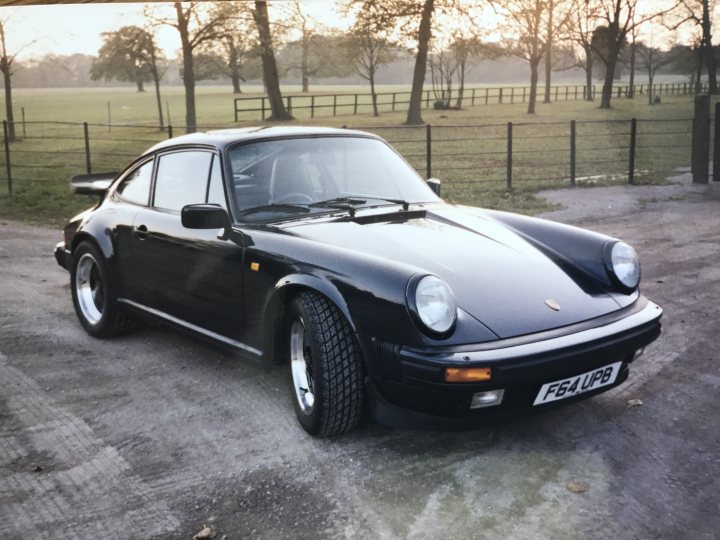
<box><xmin>273</xmin><ymin>193</ymin><xmax>314</xmax><ymax>204</ymax></box>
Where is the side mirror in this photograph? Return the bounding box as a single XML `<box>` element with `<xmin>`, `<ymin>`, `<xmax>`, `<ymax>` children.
<box><xmin>181</xmin><ymin>204</ymin><xmax>232</xmax><ymax>240</ymax></box>
<box><xmin>427</xmin><ymin>177</ymin><xmax>441</xmax><ymax>197</ymax></box>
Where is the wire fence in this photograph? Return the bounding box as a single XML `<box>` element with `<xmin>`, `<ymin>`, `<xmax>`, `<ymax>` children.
<box><xmin>0</xmin><ymin>115</ymin><xmax>701</xmax><ymax>201</ymax></box>
<box><xmin>234</xmin><ymin>82</ymin><xmax>709</xmax><ymax>121</ymax></box>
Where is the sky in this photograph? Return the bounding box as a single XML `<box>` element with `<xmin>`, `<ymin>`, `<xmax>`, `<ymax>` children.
<box><xmin>0</xmin><ymin>0</ymin><xmax>691</xmax><ymax>63</ymax></box>
<box><xmin>1</xmin><ymin>1</ymin><xmax>350</xmax><ymax>61</ymax></box>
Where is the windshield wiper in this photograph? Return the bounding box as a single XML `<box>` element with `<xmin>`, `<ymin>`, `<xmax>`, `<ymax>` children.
<box><xmin>361</xmin><ymin>196</ymin><xmax>411</xmax><ymax>211</ymax></box>
<box><xmin>238</xmin><ymin>203</ymin><xmax>310</xmax><ymax>216</ymax></box>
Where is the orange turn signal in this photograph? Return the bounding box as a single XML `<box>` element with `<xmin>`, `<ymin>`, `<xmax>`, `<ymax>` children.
<box><xmin>445</xmin><ymin>367</ymin><xmax>492</xmax><ymax>383</ymax></box>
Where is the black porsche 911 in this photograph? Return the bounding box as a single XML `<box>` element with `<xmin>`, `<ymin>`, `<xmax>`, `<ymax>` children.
<box><xmin>55</xmin><ymin>126</ymin><xmax>662</xmax><ymax>436</ymax></box>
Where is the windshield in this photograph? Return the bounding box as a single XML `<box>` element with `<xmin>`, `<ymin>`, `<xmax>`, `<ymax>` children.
<box><xmin>227</xmin><ymin>136</ymin><xmax>439</xmax><ymax>221</ymax></box>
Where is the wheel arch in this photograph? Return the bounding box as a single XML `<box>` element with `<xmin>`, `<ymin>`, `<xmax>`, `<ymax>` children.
<box><xmin>262</xmin><ymin>273</ymin><xmax>356</xmax><ymax>366</ymax></box>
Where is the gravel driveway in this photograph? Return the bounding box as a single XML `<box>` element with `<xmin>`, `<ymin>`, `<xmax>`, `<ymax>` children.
<box><xmin>1</xmin><ymin>173</ymin><xmax>719</xmax><ymax>539</ymax></box>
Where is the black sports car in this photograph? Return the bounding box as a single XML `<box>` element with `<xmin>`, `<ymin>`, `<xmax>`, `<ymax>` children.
<box><xmin>55</xmin><ymin>127</ymin><xmax>662</xmax><ymax>436</ymax></box>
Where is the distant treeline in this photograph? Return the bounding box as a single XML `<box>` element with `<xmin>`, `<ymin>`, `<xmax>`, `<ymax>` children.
<box><xmin>12</xmin><ymin>52</ymin><xmax>608</xmax><ymax>90</ymax></box>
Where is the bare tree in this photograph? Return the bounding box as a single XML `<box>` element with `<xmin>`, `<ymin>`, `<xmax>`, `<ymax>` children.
<box><xmin>591</xmin><ymin>0</ymin><xmax>676</xmax><ymax>109</ymax></box>
<box><xmin>451</xmin><ymin>33</ymin><xmax>492</xmax><ymax>108</ymax></box>
<box><xmin>0</xmin><ymin>16</ymin><xmax>32</xmax><ymax>141</ymax></box>
<box><xmin>429</xmin><ymin>44</ymin><xmax>458</xmax><ymax>107</ymax></box>
<box><xmin>492</xmin><ymin>0</ymin><xmax>546</xmax><ymax>114</ymax></box>
<box><xmin>345</xmin><ymin>27</ymin><xmax>397</xmax><ymax>116</ymax></box>
<box><xmin>543</xmin><ymin>0</ymin><xmax>572</xmax><ymax>103</ymax></box>
<box><xmin>252</xmin><ymin>0</ymin><xmax>292</xmax><ymax>120</ymax></box>
<box><xmin>352</xmin><ymin>0</ymin><xmax>472</xmax><ymax>125</ymax></box>
<box><xmin>670</xmin><ymin>0</ymin><xmax>718</xmax><ymax>94</ymax></box>
<box><xmin>148</xmin><ymin>2</ymin><xmax>230</xmax><ymax>132</ymax></box>
<box><xmin>568</xmin><ymin>0</ymin><xmax>601</xmax><ymax>101</ymax></box>
<box><xmin>636</xmin><ymin>42</ymin><xmax>673</xmax><ymax>104</ymax></box>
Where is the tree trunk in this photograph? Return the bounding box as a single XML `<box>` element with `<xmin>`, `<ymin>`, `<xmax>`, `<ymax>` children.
<box><xmin>544</xmin><ymin>0</ymin><xmax>553</xmax><ymax>104</ymax></box>
<box><xmin>136</xmin><ymin>80</ymin><xmax>145</xmax><ymax>92</ymax></box>
<box><xmin>301</xmin><ymin>39</ymin><xmax>310</xmax><ymax>93</ymax></box>
<box><xmin>600</xmin><ymin>44</ymin><xmax>621</xmax><ymax>109</ymax></box>
<box><xmin>628</xmin><ymin>38</ymin><xmax>636</xmax><ymax>98</ymax></box>
<box><xmin>370</xmin><ymin>72</ymin><xmax>379</xmax><ymax>117</ymax></box>
<box><xmin>703</xmin><ymin>0</ymin><xmax>718</xmax><ymax>94</ymax></box>
<box><xmin>150</xmin><ymin>47</ymin><xmax>164</xmax><ymax>129</ymax></box>
<box><xmin>648</xmin><ymin>71</ymin><xmax>654</xmax><ymax>105</ymax></box>
<box><xmin>228</xmin><ymin>41</ymin><xmax>242</xmax><ymax>94</ymax></box>
<box><xmin>253</xmin><ymin>0</ymin><xmax>292</xmax><ymax>121</ymax></box>
<box><xmin>175</xmin><ymin>2</ymin><xmax>197</xmax><ymax>133</ymax></box>
<box><xmin>695</xmin><ymin>46</ymin><xmax>704</xmax><ymax>93</ymax></box>
<box><xmin>528</xmin><ymin>58</ymin><xmax>540</xmax><ymax>114</ymax></box>
<box><xmin>585</xmin><ymin>46</ymin><xmax>593</xmax><ymax>101</ymax></box>
<box><xmin>455</xmin><ymin>58</ymin><xmax>466</xmax><ymax>108</ymax></box>
<box><xmin>2</xmin><ymin>65</ymin><xmax>15</xmax><ymax>141</ymax></box>
<box><xmin>406</xmin><ymin>0</ymin><xmax>434</xmax><ymax>125</ymax></box>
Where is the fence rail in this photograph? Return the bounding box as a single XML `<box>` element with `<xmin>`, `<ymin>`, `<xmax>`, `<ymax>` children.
<box><xmin>0</xmin><ymin>113</ymin><xmax>704</xmax><ymax>200</ymax></box>
<box><xmin>234</xmin><ymin>82</ymin><xmax>708</xmax><ymax>121</ymax></box>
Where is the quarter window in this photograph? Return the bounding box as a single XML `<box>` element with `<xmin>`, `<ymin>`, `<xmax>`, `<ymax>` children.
<box><xmin>207</xmin><ymin>155</ymin><xmax>227</xmax><ymax>209</ymax></box>
<box><xmin>154</xmin><ymin>151</ymin><xmax>213</xmax><ymax>212</ymax></box>
<box><xmin>116</xmin><ymin>159</ymin><xmax>153</xmax><ymax>206</ymax></box>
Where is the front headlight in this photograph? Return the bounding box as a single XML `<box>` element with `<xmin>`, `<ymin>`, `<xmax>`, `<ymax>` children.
<box><xmin>408</xmin><ymin>275</ymin><xmax>457</xmax><ymax>336</ymax></box>
<box><xmin>607</xmin><ymin>241</ymin><xmax>640</xmax><ymax>290</ymax></box>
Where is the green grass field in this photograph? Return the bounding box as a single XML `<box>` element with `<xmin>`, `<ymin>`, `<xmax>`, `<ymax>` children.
<box><xmin>0</xmin><ymin>83</ymin><xmax>711</xmax><ymax>225</ymax></box>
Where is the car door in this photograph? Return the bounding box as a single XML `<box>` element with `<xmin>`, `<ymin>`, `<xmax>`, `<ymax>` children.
<box><xmin>131</xmin><ymin>149</ymin><xmax>246</xmax><ymax>342</ymax></box>
<box><xmin>111</xmin><ymin>157</ymin><xmax>156</xmax><ymax>306</ymax></box>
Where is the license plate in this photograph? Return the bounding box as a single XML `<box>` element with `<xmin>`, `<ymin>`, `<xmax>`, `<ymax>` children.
<box><xmin>533</xmin><ymin>362</ymin><xmax>622</xmax><ymax>406</ymax></box>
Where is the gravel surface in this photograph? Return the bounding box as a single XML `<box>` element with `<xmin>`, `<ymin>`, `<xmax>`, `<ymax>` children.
<box><xmin>1</xmin><ymin>173</ymin><xmax>719</xmax><ymax>539</ymax></box>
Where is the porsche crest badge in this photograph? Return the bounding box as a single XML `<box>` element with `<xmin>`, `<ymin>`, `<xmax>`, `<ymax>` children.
<box><xmin>545</xmin><ymin>299</ymin><xmax>561</xmax><ymax>311</ymax></box>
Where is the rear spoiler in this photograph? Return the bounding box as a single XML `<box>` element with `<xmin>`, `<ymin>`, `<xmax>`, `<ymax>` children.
<box><xmin>70</xmin><ymin>172</ymin><xmax>120</xmax><ymax>196</ymax></box>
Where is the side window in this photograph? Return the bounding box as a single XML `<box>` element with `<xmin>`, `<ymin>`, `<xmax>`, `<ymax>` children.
<box><xmin>116</xmin><ymin>159</ymin><xmax>153</xmax><ymax>206</ymax></box>
<box><xmin>207</xmin><ymin>155</ymin><xmax>227</xmax><ymax>209</ymax></box>
<box><xmin>154</xmin><ymin>151</ymin><xmax>213</xmax><ymax>212</ymax></box>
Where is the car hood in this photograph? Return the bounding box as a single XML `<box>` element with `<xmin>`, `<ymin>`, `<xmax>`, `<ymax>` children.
<box><xmin>281</xmin><ymin>206</ymin><xmax>622</xmax><ymax>339</ymax></box>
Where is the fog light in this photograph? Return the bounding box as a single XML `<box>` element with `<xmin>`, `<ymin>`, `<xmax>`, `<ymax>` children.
<box><xmin>470</xmin><ymin>389</ymin><xmax>505</xmax><ymax>409</ymax></box>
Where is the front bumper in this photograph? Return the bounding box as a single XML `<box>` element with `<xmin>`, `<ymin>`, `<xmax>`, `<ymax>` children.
<box><xmin>54</xmin><ymin>242</ymin><xmax>71</xmax><ymax>270</ymax></box>
<box><xmin>366</xmin><ymin>297</ymin><xmax>663</xmax><ymax>428</ymax></box>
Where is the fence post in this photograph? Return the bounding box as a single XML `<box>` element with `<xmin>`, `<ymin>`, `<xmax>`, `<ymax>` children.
<box><xmin>714</xmin><ymin>102</ymin><xmax>720</xmax><ymax>182</ymax></box>
<box><xmin>311</xmin><ymin>95</ymin><xmax>315</xmax><ymax>118</ymax></box>
<box><xmin>485</xmin><ymin>88</ymin><xmax>489</xmax><ymax>105</ymax></box>
<box><xmin>570</xmin><ymin>120</ymin><xmax>576</xmax><ymax>186</ymax></box>
<box><xmin>392</xmin><ymin>93</ymin><xmax>396</xmax><ymax>112</ymax></box>
<box><xmin>83</xmin><ymin>122</ymin><xmax>92</xmax><ymax>174</ymax></box>
<box><xmin>523</xmin><ymin>87</ymin><xmax>526</xmax><ymax>103</ymax></box>
<box><xmin>167</xmin><ymin>124</ymin><xmax>173</xmax><ymax>139</ymax></box>
<box><xmin>499</xmin><ymin>88</ymin><xmax>503</xmax><ymax>104</ymax></box>
<box><xmin>261</xmin><ymin>97</ymin><xmax>266</xmax><ymax>120</ymax></box>
<box><xmin>333</xmin><ymin>95</ymin><xmax>337</xmax><ymax>116</ymax></box>
<box><xmin>287</xmin><ymin>96</ymin><xmax>293</xmax><ymax>116</ymax></box>
<box><xmin>692</xmin><ymin>94</ymin><xmax>710</xmax><ymax>184</ymax></box>
<box><xmin>3</xmin><ymin>120</ymin><xmax>12</xmax><ymax>195</ymax></box>
<box><xmin>426</xmin><ymin>124</ymin><xmax>432</xmax><ymax>179</ymax></box>
<box><xmin>471</xmin><ymin>88</ymin><xmax>476</xmax><ymax>106</ymax></box>
<box><xmin>21</xmin><ymin>107</ymin><xmax>26</xmax><ymax>138</ymax></box>
<box><xmin>628</xmin><ymin>118</ymin><xmax>637</xmax><ymax>185</ymax></box>
<box><xmin>354</xmin><ymin>94</ymin><xmax>358</xmax><ymax>115</ymax></box>
<box><xmin>506</xmin><ymin>122</ymin><xmax>513</xmax><ymax>190</ymax></box>
<box><xmin>107</xmin><ymin>101</ymin><xmax>112</xmax><ymax>132</ymax></box>
<box><xmin>426</xmin><ymin>90</ymin><xmax>430</xmax><ymax>109</ymax></box>
<box><xmin>510</xmin><ymin>87</ymin><xmax>514</xmax><ymax>104</ymax></box>
<box><xmin>555</xmin><ymin>86</ymin><xmax>558</xmax><ymax>101</ymax></box>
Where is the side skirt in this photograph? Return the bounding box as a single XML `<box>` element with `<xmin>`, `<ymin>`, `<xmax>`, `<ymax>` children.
<box><xmin>117</xmin><ymin>298</ymin><xmax>263</xmax><ymax>361</ymax></box>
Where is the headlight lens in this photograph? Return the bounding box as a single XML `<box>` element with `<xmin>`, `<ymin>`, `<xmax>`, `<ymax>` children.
<box><xmin>610</xmin><ymin>242</ymin><xmax>640</xmax><ymax>289</ymax></box>
<box><xmin>414</xmin><ymin>275</ymin><xmax>457</xmax><ymax>334</ymax></box>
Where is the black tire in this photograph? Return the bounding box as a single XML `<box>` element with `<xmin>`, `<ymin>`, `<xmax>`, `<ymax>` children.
<box><xmin>288</xmin><ymin>292</ymin><xmax>364</xmax><ymax>436</ymax></box>
<box><xmin>70</xmin><ymin>240</ymin><xmax>135</xmax><ymax>338</ymax></box>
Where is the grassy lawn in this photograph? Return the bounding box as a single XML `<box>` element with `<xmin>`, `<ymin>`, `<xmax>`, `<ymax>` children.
<box><xmin>0</xmin><ymin>84</ymin><xmax>711</xmax><ymax>225</ymax></box>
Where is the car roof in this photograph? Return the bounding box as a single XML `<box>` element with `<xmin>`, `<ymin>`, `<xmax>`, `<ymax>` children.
<box><xmin>144</xmin><ymin>126</ymin><xmax>381</xmax><ymax>155</ymax></box>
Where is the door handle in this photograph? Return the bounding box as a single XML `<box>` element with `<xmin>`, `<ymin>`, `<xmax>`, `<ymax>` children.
<box><xmin>134</xmin><ymin>224</ymin><xmax>148</xmax><ymax>240</ymax></box>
